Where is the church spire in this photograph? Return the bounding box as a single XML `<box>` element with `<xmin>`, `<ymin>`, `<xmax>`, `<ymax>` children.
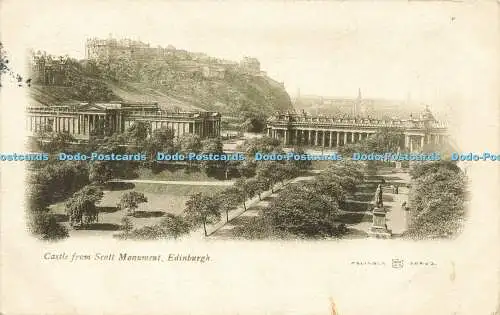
<box><xmin>353</xmin><ymin>88</ymin><xmax>362</xmax><ymax>116</ymax></box>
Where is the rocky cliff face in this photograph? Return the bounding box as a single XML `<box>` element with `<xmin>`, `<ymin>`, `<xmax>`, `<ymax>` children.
<box><xmin>29</xmin><ymin>52</ymin><xmax>293</xmax><ymax>118</ymax></box>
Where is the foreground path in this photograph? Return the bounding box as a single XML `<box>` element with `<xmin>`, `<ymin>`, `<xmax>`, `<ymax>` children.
<box><xmin>108</xmin><ymin>179</ymin><xmax>234</xmax><ymax>186</ymax></box>
<box><xmin>379</xmin><ymin>170</ymin><xmax>410</xmax><ymax>235</ymax></box>
<box><xmin>337</xmin><ymin>168</ymin><xmax>411</xmax><ymax>238</ymax></box>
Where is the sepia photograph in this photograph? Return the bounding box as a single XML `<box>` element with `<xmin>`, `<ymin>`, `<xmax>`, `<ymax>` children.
<box><xmin>1</xmin><ymin>1</ymin><xmax>499</xmax><ymax>314</ymax></box>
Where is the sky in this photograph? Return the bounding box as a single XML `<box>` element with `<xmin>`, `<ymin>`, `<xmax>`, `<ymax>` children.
<box><xmin>1</xmin><ymin>0</ymin><xmax>498</xmax><ymax>110</ymax></box>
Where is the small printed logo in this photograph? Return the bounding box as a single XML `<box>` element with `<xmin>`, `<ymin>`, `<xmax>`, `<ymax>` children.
<box><xmin>392</xmin><ymin>258</ymin><xmax>404</xmax><ymax>269</ymax></box>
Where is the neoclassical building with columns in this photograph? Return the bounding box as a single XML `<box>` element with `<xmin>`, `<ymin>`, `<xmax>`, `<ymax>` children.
<box><xmin>266</xmin><ymin>106</ymin><xmax>448</xmax><ymax>152</ymax></box>
<box><xmin>26</xmin><ymin>102</ymin><xmax>221</xmax><ymax>141</ymax></box>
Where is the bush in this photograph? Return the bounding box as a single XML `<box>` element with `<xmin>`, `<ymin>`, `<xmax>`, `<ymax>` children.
<box><xmin>28</xmin><ymin>211</ymin><xmax>69</xmax><ymax>241</ymax></box>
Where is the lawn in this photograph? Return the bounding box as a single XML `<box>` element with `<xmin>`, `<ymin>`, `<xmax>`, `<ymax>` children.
<box><xmin>134</xmin><ymin>167</ymin><xmax>224</xmax><ymax>182</ymax></box>
<box><xmin>49</xmin><ymin>183</ymin><xmax>227</xmax><ymax>237</ymax></box>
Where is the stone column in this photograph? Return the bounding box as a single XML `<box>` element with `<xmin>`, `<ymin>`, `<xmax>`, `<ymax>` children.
<box><xmin>351</xmin><ymin>132</ymin><xmax>355</xmax><ymax>143</ymax></box>
<box><xmin>420</xmin><ymin>136</ymin><xmax>424</xmax><ymax>149</ymax></box>
<box><xmin>410</xmin><ymin>137</ymin><xmax>413</xmax><ymax>152</ymax></box>
<box><xmin>322</xmin><ymin>131</ymin><xmax>326</xmax><ymax>147</ymax></box>
<box><xmin>336</xmin><ymin>132</ymin><xmax>340</xmax><ymax>147</ymax></box>
<box><xmin>329</xmin><ymin>131</ymin><xmax>333</xmax><ymax>147</ymax></box>
<box><xmin>308</xmin><ymin>130</ymin><xmax>312</xmax><ymax>145</ymax></box>
<box><xmin>314</xmin><ymin>130</ymin><xmax>318</xmax><ymax>146</ymax></box>
<box><xmin>284</xmin><ymin>130</ymin><xmax>288</xmax><ymax>145</ymax></box>
<box><xmin>343</xmin><ymin>132</ymin><xmax>347</xmax><ymax>146</ymax></box>
<box><xmin>359</xmin><ymin>133</ymin><xmax>362</xmax><ymax>141</ymax></box>
<box><xmin>267</xmin><ymin>128</ymin><xmax>271</xmax><ymax>137</ymax></box>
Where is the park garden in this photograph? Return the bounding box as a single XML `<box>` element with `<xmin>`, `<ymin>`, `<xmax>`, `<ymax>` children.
<box><xmin>26</xmin><ymin>124</ymin><xmax>467</xmax><ymax>241</ymax></box>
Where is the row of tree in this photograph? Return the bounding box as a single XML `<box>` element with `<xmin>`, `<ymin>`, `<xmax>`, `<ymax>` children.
<box><xmin>120</xmin><ymin>158</ymin><xmax>365</xmax><ymax>240</ymax></box>
<box><xmin>233</xmin><ymin>160</ymin><xmax>364</xmax><ymax>239</ymax></box>
<box><xmin>120</xmin><ymin>136</ymin><xmax>306</xmax><ymax>239</ymax></box>
<box><xmin>404</xmin><ymin>161</ymin><xmax>467</xmax><ymax>239</ymax></box>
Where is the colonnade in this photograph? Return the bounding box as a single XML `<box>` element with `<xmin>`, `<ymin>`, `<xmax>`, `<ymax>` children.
<box><xmin>267</xmin><ymin>127</ymin><xmax>448</xmax><ymax>151</ymax></box>
<box><xmin>267</xmin><ymin>128</ymin><xmax>374</xmax><ymax>148</ymax></box>
<box><xmin>27</xmin><ymin>113</ymin><xmax>221</xmax><ymax>139</ymax></box>
<box><xmin>404</xmin><ymin>133</ymin><xmax>448</xmax><ymax>152</ymax></box>
<box><xmin>129</xmin><ymin>119</ymin><xmax>220</xmax><ymax>138</ymax></box>
<box><xmin>26</xmin><ymin>113</ymin><xmax>108</xmax><ymax>137</ymax></box>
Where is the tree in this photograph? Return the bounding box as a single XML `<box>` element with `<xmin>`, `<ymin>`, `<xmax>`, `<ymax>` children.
<box><xmin>320</xmin><ymin>161</ymin><xmax>364</xmax><ymax>195</ymax></box>
<box><xmin>234</xmin><ymin>177</ymin><xmax>256</xmax><ymax>210</ymax></box>
<box><xmin>217</xmin><ymin>187</ymin><xmax>243</xmax><ymax>222</ymax></box>
<box><xmin>255</xmin><ymin>161</ymin><xmax>282</xmax><ymax>192</ymax></box>
<box><xmin>28</xmin><ymin>161</ymin><xmax>90</xmax><ymax>210</ymax></box>
<box><xmin>89</xmin><ymin>161</ymin><xmax>114</xmax><ymax>184</ymax></box>
<box><xmin>290</xmin><ymin>146</ymin><xmax>312</xmax><ymax>170</ymax></box>
<box><xmin>262</xmin><ymin>184</ymin><xmax>340</xmax><ymax>237</ymax></box>
<box><xmin>200</xmin><ymin>137</ymin><xmax>225</xmax><ymax>175</ymax></box>
<box><xmin>126</xmin><ymin>121</ymin><xmax>150</xmax><ymax>149</ymax></box>
<box><xmin>144</xmin><ymin>127</ymin><xmax>176</xmax><ymax>169</ymax></box>
<box><xmin>121</xmin><ymin>216</ymin><xmax>134</xmax><ymax>235</ymax></box>
<box><xmin>310</xmin><ymin>175</ymin><xmax>347</xmax><ymax>206</ymax></box>
<box><xmin>178</xmin><ymin>134</ymin><xmax>202</xmax><ymax>167</ymax></box>
<box><xmin>28</xmin><ymin>211</ymin><xmax>69</xmax><ymax>241</ymax></box>
<box><xmin>1</xmin><ymin>42</ymin><xmax>31</xmax><ymax>87</ymax></box>
<box><xmin>65</xmin><ymin>185</ymin><xmax>104</xmax><ymax>227</ymax></box>
<box><xmin>249</xmin><ymin>176</ymin><xmax>269</xmax><ymax>200</ymax></box>
<box><xmin>158</xmin><ymin>214</ymin><xmax>192</xmax><ymax>239</ymax></box>
<box><xmin>405</xmin><ymin>162</ymin><xmax>466</xmax><ymax>239</ymax></box>
<box><xmin>240</xmin><ymin>136</ymin><xmax>282</xmax><ymax>157</ymax></box>
<box><xmin>42</xmin><ymin>132</ymin><xmax>75</xmax><ymax>153</ymax></box>
<box><xmin>224</xmin><ymin>159</ymin><xmax>242</xmax><ymax>180</ymax></box>
<box><xmin>409</xmin><ymin>160</ymin><xmax>461</xmax><ymax>180</ymax></box>
<box><xmin>277</xmin><ymin>162</ymin><xmax>299</xmax><ymax>183</ymax></box>
<box><xmin>178</xmin><ymin>134</ymin><xmax>202</xmax><ymax>154</ymax></box>
<box><xmin>117</xmin><ymin>191</ymin><xmax>148</xmax><ymax>215</ymax></box>
<box><xmin>88</xmin><ymin>133</ymin><xmax>132</xmax><ymax>183</ymax></box>
<box><xmin>184</xmin><ymin>193</ymin><xmax>221</xmax><ymax>236</ymax></box>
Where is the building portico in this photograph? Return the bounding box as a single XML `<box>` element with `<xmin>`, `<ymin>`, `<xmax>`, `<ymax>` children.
<box><xmin>26</xmin><ymin>102</ymin><xmax>221</xmax><ymax>141</ymax></box>
<box><xmin>266</xmin><ymin>107</ymin><xmax>448</xmax><ymax>152</ymax></box>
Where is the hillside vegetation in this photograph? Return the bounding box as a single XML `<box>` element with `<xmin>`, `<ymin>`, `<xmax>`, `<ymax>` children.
<box><xmin>29</xmin><ymin>54</ymin><xmax>293</xmax><ymax>118</ymax></box>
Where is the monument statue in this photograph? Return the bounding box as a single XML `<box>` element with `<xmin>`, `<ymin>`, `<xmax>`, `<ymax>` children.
<box><xmin>375</xmin><ymin>184</ymin><xmax>383</xmax><ymax>208</ymax></box>
<box><xmin>370</xmin><ymin>183</ymin><xmax>392</xmax><ymax>238</ymax></box>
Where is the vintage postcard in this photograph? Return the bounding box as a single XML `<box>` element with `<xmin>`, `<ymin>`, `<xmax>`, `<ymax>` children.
<box><xmin>1</xmin><ymin>0</ymin><xmax>499</xmax><ymax>314</ymax></box>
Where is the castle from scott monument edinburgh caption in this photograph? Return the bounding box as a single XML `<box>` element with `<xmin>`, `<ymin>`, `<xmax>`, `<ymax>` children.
<box><xmin>19</xmin><ymin>35</ymin><xmax>467</xmax><ymax>242</ymax></box>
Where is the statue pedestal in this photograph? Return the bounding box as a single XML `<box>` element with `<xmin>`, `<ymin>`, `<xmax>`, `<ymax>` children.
<box><xmin>369</xmin><ymin>207</ymin><xmax>392</xmax><ymax>238</ymax></box>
